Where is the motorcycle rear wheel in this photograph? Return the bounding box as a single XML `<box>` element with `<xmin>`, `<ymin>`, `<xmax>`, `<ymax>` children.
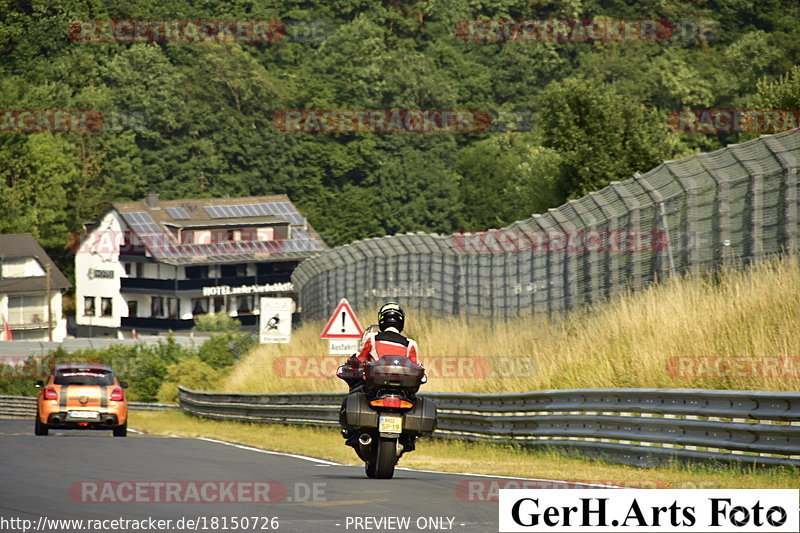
<box><xmin>375</xmin><ymin>437</ymin><xmax>397</xmax><ymax>479</ymax></box>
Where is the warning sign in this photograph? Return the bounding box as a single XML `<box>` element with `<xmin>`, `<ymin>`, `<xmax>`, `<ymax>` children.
<box><xmin>320</xmin><ymin>298</ymin><xmax>363</xmax><ymax>339</ymax></box>
<box><xmin>260</xmin><ymin>297</ymin><xmax>293</xmax><ymax>344</ymax></box>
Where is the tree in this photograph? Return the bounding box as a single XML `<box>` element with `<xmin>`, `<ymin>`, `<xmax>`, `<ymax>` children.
<box><xmin>536</xmin><ymin>78</ymin><xmax>678</xmax><ymax>199</ymax></box>
<box><xmin>457</xmin><ymin>134</ymin><xmax>562</xmax><ymax>229</ymax></box>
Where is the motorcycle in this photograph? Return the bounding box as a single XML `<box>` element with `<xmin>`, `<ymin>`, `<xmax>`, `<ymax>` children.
<box><xmin>337</xmin><ymin>354</ymin><xmax>437</xmax><ymax>479</ymax></box>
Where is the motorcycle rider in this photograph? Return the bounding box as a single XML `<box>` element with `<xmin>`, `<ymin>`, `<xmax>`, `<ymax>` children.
<box><xmin>339</xmin><ymin>302</ymin><xmax>421</xmax><ymax>444</ymax></box>
<box><xmin>342</xmin><ymin>302</ymin><xmax>420</xmax><ymax>392</ymax></box>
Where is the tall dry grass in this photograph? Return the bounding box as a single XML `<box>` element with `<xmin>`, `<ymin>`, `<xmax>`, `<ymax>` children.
<box><xmin>220</xmin><ymin>256</ymin><xmax>800</xmax><ymax>394</ymax></box>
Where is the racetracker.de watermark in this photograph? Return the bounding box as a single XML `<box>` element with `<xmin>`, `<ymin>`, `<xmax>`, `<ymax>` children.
<box><xmin>456</xmin><ymin>479</ymin><xmax>719</xmax><ymax>502</ymax></box>
<box><xmin>273</xmin><ymin>110</ymin><xmax>496</xmax><ymax>133</ymax></box>
<box><xmin>456</xmin><ymin>19</ymin><xmax>678</xmax><ymax>42</ymax></box>
<box><xmin>666</xmin><ymin>356</ymin><xmax>800</xmax><ymax>379</ymax></box>
<box><xmin>69</xmin><ymin>480</ymin><xmax>326</xmax><ymax>504</ymax></box>
<box><xmin>70</xmin><ymin>229</ymin><xmax>286</xmax><ymax>255</ymax></box>
<box><xmin>68</xmin><ymin>20</ymin><xmax>286</xmax><ymax>43</ymax></box>
<box><xmin>451</xmin><ymin>230</ymin><xmax>669</xmax><ymax>253</ymax></box>
<box><xmin>668</xmin><ymin>110</ymin><xmax>800</xmax><ymax>134</ymax></box>
<box><xmin>274</xmin><ymin>355</ymin><xmax>537</xmax><ymax>379</ymax></box>
<box><xmin>0</xmin><ymin>355</ymin><xmax>104</xmax><ymax>379</ymax></box>
<box><xmin>1</xmin><ymin>110</ymin><xmax>148</xmax><ymax>133</ymax></box>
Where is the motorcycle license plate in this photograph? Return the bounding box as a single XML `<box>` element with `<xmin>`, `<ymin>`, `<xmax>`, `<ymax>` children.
<box><xmin>378</xmin><ymin>415</ymin><xmax>402</xmax><ymax>434</ymax></box>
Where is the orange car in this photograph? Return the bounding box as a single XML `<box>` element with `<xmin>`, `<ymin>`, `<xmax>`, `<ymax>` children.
<box><xmin>34</xmin><ymin>363</ymin><xmax>128</xmax><ymax>437</ymax></box>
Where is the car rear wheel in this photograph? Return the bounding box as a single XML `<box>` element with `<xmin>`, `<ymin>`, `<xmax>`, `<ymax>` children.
<box><xmin>34</xmin><ymin>414</ymin><xmax>48</xmax><ymax>436</ymax></box>
<box><xmin>113</xmin><ymin>421</ymin><xmax>127</xmax><ymax>437</ymax></box>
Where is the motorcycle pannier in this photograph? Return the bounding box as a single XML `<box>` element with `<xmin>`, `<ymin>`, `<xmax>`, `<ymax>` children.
<box><xmin>344</xmin><ymin>392</ymin><xmax>378</xmax><ymax>428</ymax></box>
<box><xmin>402</xmin><ymin>396</ymin><xmax>437</xmax><ymax>434</ymax></box>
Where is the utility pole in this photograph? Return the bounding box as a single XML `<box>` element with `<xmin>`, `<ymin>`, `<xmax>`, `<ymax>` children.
<box><xmin>46</xmin><ymin>263</ymin><xmax>52</xmax><ymax>342</ymax></box>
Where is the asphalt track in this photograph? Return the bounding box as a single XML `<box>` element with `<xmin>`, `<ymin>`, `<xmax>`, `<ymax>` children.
<box><xmin>0</xmin><ymin>418</ymin><xmax>599</xmax><ymax>533</ymax></box>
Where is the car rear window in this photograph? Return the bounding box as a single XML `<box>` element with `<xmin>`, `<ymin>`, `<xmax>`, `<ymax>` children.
<box><xmin>54</xmin><ymin>368</ymin><xmax>115</xmax><ymax>386</ymax></box>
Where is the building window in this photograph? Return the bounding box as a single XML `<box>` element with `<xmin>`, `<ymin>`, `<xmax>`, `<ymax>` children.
<box><xmin>221</xmin><ymin>263</ymin><xmax>247</xmax><ymax>278</ymax></box>
<box><xmin>101</xmin><ymin>297</ymin><xmax>113</xmax><ymax>317</ymax></box>
<box><xmin>151</xmin><ymin>296</ymin><xmax>164</xmax><ymax>317</ymax></box>
<box><xmin>124</xmin><ymin>263</ymin><xmax>132</xmax><ymax>276</ymax></box>
<box><xmin>256</xmin><ymin>227</ymin><xmax>274</xmax><ymax>241</ymax></box>
<box><xmin>167</xmin><ymin>298</ymin><xmax>179</xmax><ymax>318</ymax></box>
<box><xmin>192</xmin><ymin>298</ymin><xmax>209</xmax><ymax>316</ymax></box>
<box><xmin>8</xmin><ymin>295</ymin><xmax>46</xmax><ymax>324</ymax></box>
<box><xmin>237</xmin><ymin>295</ymin><xmax>254</xmax><ymax>314</ymax></box>
<box><xmin>84</xmin><ymin>296</ymin><xmax>96</xmax><ymax>316</ymax></box>
<box><xmin>194</xmin><ymin>230</ymin><xmax>212</xmax><ymax>244</ymax></box>
<box><xmin>185</xmin><ymin>265</ymin><xmax>209</xmax><ymax>279</ymax></box>
<box><xmin>127</xmin><ymin>300</ymin><xmax>138</xmax><ymax>318</ymax></box>
<box><xmin>136</xmin><ymin>262</ymin><xmax>144</xmax><ymax>278</ymax></box>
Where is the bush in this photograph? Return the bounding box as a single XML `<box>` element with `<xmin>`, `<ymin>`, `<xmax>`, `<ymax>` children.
<box><xmin>156</xmin><ymin>358</ymin><xmax>221</xmax><ymax>403</ymax></box>
<box><xmin>194</xmin><ymin>312</ymin><xmax>242</xmax><ymax>332</ymax></box>
<box><xmin>197</xmin><ymin>332</ymin><xmax>254</xmax><ymax>369</ymax></box>
<box><xmin>0</xmin><ymin>334</ymin><xmax>244</xmax><ymax>402</ymax></box>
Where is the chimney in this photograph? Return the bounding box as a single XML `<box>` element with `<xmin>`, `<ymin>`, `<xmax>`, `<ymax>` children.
<box><xmin>145</xmin><ymin>193</ymin><xmax>160</xmax><ymax>209</ymax></box>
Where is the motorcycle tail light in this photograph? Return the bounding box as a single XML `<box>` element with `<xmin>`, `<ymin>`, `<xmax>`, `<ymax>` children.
<box><xmin>43</xmin><ymin>387</ymin><xmax>58</xmax><ymax>400</ymax></box>
<box><xmin>110</xmin><ymin>388</ymin><xmax>124</xmax><ymax>401</ymax></box>
<box><xmin>370</xmin><ymin>397</ymin><xmax>413</xmax><ymax>409</ymax></box>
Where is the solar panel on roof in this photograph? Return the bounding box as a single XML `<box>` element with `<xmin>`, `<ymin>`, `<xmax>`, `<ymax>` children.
<box><xmin>201</xmin><ymin>202</ymin><xmax>304</xmax><ymax>224</ymax></box>
<box><xmin>166</xmin><ymin>207</ymin><xmax>190</xmax><ymax>220</ymax></box>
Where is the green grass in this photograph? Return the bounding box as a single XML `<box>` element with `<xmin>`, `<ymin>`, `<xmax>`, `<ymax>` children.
<box><xmin>221</xmin><ymin>256</ymin><xmax>800</xmax><ymax>394</ymax></box>
<box><xmin>145</xmin><ymin>256</ymin><xmax>800</xmax><ymax>487</ymax></box>
<box><xmin>131</xmin><ymin>410</ymin><xmax>800</xmax><ymax>489</ymax></box>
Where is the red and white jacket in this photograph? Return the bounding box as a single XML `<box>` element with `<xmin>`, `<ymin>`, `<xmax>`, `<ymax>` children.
<box><xmin>355</xmin><ymin>327</ymin><xmax>421</xmax><ymax>366</ymax></box>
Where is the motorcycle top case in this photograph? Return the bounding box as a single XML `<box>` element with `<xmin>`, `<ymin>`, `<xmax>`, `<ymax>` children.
<box><xmin>363</xmin><ymin>357</ymin><xmax>425</xmax><ymax>390</ymax></box>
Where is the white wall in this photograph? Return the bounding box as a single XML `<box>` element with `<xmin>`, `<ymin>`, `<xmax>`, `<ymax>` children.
<box><xmin>50</xmin><ymin>291</ymin><xmax>67</xmax><ymax>342</ymax></box>
<box><xmin>1</xmin><ymin>258</ymin><xmax>46</xmax><ymax>277</ymax></box>
<box><xmin>75</xmin><ymin>211</ymin><xmax>126</xmax><ymax>328</ymax></box>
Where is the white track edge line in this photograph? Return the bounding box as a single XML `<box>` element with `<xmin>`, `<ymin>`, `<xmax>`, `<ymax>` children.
<box><xmin>195</xmin><ymin>437</ymin><xmax>341</xmax><ymax>466</ymax></box>
<box><xmin>190</xmin><ymin>435</ymin><xmax>622</xmax><ymax>488</ymax></box>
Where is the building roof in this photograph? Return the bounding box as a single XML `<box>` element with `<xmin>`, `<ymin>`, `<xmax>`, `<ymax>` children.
<box><xmin>107</xmin><ymin>194</ymin><xmax>328</xmax><ymax>265</ymax></box>
<box><xmin>0</xmin><ymin>234</ymin><xmax>71</xmax><ymax>293</ymax></box>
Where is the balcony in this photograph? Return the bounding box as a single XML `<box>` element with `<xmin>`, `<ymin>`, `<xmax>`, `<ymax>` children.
<box><xmin>121</xmin><ymin>317</ymin><xmax>195</xmax><ymax>331</ymax></box>
<box><xmin>120</xmin><ymin>278</ymin><xmax>176</xmax><ymax>291</ymax></box>
<box><xmin>120</xmin><ymin>274</ymin><xmax>292</xmax><ymax>294</ymax></box>
<box><xmin>8</xmin><ymin>321</ymin><xmax>49</xmax><ymax>331</ymax></box>
<box><xmin>120</xmin><ymin>314</ymin><xmax>257</xmax><ymax>331</ymax></box>
<box><xmin>5</xmin><ymin>309</ymin><xmax>50</xmax><ymax>330</ymax></box>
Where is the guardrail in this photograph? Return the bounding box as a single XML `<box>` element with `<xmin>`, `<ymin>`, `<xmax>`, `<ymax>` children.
<box><xmin>0</xmin><ymin>395</ymin><xmax>176</xmax><ymax>418</ymax></box>
<box><xmin>177</xmin><ymin>386</ymin><xmax>800</xmax><ymax>468</ymax></box>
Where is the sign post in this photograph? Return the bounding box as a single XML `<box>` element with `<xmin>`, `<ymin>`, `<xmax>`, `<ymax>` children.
<box><xmin>259</xmin><ymin>297</ymin><xmax>293</xmax><ymax>344</ymax></box>
<box><xmin>320</xmin><ymin>298</ymin><xmax>364</xmax><ymax>355</ymax></box>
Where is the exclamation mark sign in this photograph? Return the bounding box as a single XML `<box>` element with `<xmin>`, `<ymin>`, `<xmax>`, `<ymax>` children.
<box><xmin>341</xmin><ymin>311</ymin><xmax>346</xmax><ymax>333</ymax></box>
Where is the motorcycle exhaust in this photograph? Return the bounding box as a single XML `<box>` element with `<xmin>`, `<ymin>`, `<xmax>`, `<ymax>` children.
<box><xmin>104</xmin><ymin>416</ymin><xmax>115</xmax><ymax>426</ymax></box>
<box><xmin>358</xmin><ymin>434</ymin><xmax>372</xmax><ymax>446</ymax></box>
<box><xmin>50</xmin><ymin>416</ymin><xmax>62</xmax><ymax>426</ymax></box>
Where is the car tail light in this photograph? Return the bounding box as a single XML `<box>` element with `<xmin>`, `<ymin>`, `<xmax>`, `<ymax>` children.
<box><xmin>370</xmin><ymin>396</ymin><xmax>413</xmax><ymax>409</ymax></box>
<box><xmin>43</xmin><ymin>387</ymin><xmax>58</xmax><ymax>400</ymax></box>
<box><xmin>110</xmin><ymin>388</ymin><xmax>124</xmax><ymax>401</ymax></box>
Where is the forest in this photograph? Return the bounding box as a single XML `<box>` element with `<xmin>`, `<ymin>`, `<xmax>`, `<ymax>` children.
<box><xmin>1</xmin><ymin>0</ymin><xmax>799</xmax><ymax>278</ymax></box>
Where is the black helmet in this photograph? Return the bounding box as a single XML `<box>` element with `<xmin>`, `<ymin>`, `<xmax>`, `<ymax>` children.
<box><xmin>378</xmin><ymin>302</ymin><xmax>405</xmax><ymax>332</ymax></box>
